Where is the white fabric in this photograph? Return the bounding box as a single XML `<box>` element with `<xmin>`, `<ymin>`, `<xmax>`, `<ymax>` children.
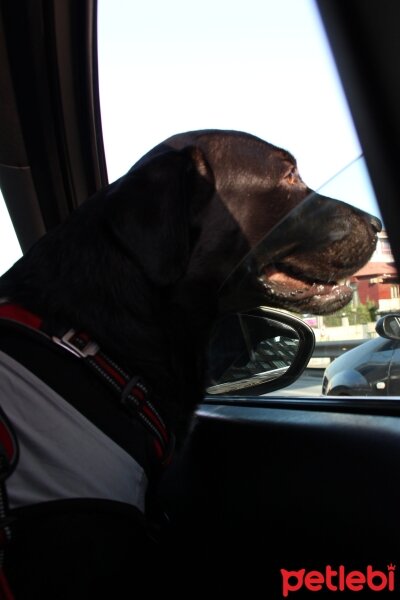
<box><xmin>0</xmin><ymin>350</ymin><xmax>147</xmax><ymax>512</ymax></box>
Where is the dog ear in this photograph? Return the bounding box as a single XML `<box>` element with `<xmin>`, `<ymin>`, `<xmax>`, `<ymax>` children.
<box><xmin>106</xmin><ymin>145</ymin><xmax>213</xmax><ymax>288</ymax></box>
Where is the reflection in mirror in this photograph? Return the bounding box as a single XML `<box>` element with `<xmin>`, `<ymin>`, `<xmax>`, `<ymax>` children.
<box><xmin>376</xmin><ymin>314</ymin><xmax>400</xmax><ymax>341</ymax></box>
<box><xmin>206</xmin><ymin>311</ymin><xmax>300</xmax><ymax>394</ymax></box>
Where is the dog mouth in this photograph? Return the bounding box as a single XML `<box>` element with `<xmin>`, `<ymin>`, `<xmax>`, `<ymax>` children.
<box><xmin>259</xmin><ymin>263</ymin><xmax>353</xmax><ymax>314</ymax></box>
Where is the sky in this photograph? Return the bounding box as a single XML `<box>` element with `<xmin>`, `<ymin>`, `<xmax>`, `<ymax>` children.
<box><xmin>97</xmin><ymin>0</ymin><xmax>381</xmax><ymax>214</ymax></box>
<box><xmin>0</xmin><ymin>0</ymin><xmax>382</xmax><ymax>276</ymax></box>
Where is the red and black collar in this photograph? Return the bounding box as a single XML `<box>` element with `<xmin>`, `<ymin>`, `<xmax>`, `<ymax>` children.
<box><xmin>0</xmin><ymin>302</ymin><xmax>175</xmax><ymax>468</ymax></box>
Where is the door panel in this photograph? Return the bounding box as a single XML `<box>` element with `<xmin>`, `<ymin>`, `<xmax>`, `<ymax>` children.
<box><xmin>158</xmin><ymin>402</ymin><xmax>400</xmax><ymax>590</ymax></box>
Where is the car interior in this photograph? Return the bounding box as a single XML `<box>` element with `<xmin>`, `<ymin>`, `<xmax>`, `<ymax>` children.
<box><xmin>0</xmin><ymin>0</ymin><xmax>400</xmax><ymax>596</ymax></box>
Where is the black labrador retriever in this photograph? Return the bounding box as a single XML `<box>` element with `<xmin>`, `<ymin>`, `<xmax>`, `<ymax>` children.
<box><xmin>0</xmin><ymin>129</ymin><xmax>379</xmax><ymax>596</ymax></box>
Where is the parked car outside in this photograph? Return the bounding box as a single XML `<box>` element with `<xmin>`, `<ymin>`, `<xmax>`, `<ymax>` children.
<box><xmin>322</xmin><ymin>314</ymin><xmax>400</xmax><ymax>396</ymax></box>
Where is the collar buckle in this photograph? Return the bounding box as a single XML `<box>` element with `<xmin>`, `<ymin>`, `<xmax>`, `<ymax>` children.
<box><xmin>52</xmin><ymin>329</ymin><xmax>99</xmax><ymax>358</ymax></box>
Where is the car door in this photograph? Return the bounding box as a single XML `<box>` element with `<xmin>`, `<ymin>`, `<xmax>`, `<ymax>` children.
<box><xmin>322</xmin><ymin>337</ymin><xmax>397</xmax><ymax>396</ymax></box>
<box><xmin>1</xmin><ymin>1</ymin><xmax>400</xmax><ymax>596</ymax></box>
<box><xmin>388</xmin><ymin>343</ymin><xmax>400</xmax><ymax>396</ymax></box>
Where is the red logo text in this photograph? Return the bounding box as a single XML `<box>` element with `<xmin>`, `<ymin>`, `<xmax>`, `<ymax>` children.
<box><xmin>280</xmin><ymin>564</ymin><xmax>396</xmax><ymax>596</ymax></box>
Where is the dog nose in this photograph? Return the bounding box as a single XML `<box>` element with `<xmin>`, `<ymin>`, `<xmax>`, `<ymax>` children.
<box><xmin>370</xmin><ymin>214</ymin><xmax>382</xmax><ymax>233</ymax></box>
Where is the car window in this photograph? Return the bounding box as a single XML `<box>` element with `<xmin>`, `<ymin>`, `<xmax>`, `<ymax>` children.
<box><xmin>97</xmin><ymin>0</ymin><xmax>361</xmax><ymax>187</ymax></box>
<box><xmin>0</xmin><ymin>190</ymin><xmax>22</xmax><ymax>276</ymax></box>
<box><xmin>97</xmin><ymin>0</ymin><xmax>399</xmax><ymax>400</ymax></box>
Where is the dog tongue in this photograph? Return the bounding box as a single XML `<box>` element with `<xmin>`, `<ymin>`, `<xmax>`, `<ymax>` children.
<box><xmin>260</xmin><ymin>266</ymin><xmax>336</xmax><ymax>299</ymax></box>
<box><xmin>258</xmin><ymin>265</ymin><xmax>354</xmax><ymax>313</ymax></box>
<box><xmin>264</xmin><ymin>268</ymin><xmax>307</xmax><ymax>288</ymax></box>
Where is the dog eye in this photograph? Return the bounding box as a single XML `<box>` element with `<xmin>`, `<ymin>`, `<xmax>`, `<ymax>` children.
<box><xmin>285</xmin><ymin>168</ymin><xmax>298</xmax><ymax>185</ymax></box>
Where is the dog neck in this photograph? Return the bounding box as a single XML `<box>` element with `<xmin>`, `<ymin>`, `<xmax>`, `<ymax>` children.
<box><xmin>0</xmin><ymin>280</ymin><xmax>217</xmax><ymax>445</ymax></box>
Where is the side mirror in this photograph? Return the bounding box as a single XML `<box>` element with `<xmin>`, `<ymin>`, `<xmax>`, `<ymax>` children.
<box><xmin>375</xmin><ymin>314</ymin><xmax>400</xmax><ymax>340</ymax></box>
<box><xmin>205</xmin><ymin>307</ymin><xmax>315</xmax><ymax>396</ymax></box>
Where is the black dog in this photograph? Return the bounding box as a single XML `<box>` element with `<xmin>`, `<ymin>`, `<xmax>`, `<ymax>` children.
<box><xmin>0</xmin><ymin>130</ymin><xmax>379</xmax><ymax>595</ymax></box>
<box><xmin>0</xmin><ymin>127</ymin><xmax>380</xmax><ymax>456</ymax></box>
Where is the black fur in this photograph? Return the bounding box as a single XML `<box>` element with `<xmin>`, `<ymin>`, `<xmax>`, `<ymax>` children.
<box><xmin>0</xmin><ymin>130</ymin><xmax>380</xmax><ymax>441</ymax></box>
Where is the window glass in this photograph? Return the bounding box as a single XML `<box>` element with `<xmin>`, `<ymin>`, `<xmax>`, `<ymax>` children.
<box><xmin>0</xmin><ymin>190</ymin><xmax>22</xmax><ymax>276</ymax></box>
<box><xmin>98</xmin><ymin>0</ymin><xmax>398</xmax><ymax>400</ymax></box>
<box><xmin>98</xmin><ymin>0</ymin><xmax>362</xmax><ymax>190</ymax></box>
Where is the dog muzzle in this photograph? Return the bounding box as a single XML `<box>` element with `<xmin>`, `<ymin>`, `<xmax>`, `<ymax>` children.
<box><xmin>218</xmin><ymin>155</ymin><xmax>382</xmax><ymax>316</ymax></box>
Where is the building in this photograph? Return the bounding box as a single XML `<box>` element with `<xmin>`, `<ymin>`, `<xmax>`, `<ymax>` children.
<box><xmin>350</xmin><ymin>230</ymin><xmax>400</xmax><ymax>314</ymax></box>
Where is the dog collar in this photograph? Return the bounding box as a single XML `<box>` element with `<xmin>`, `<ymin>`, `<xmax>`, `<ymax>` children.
<box><xmin>0</xmin><ymin>302</ymin><xmax>175</xmax><ymax>467</ymax></box>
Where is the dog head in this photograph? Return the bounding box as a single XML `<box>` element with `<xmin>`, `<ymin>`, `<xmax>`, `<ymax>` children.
<box><xmin>160</xmin><ymin>130</ymin><xmax>380</xmax><ymax>317</ymax></box>
<box><xmin>0</xmin><ymin>129</ymin><xmax>380</xmax><ymax>357</ymax></box>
